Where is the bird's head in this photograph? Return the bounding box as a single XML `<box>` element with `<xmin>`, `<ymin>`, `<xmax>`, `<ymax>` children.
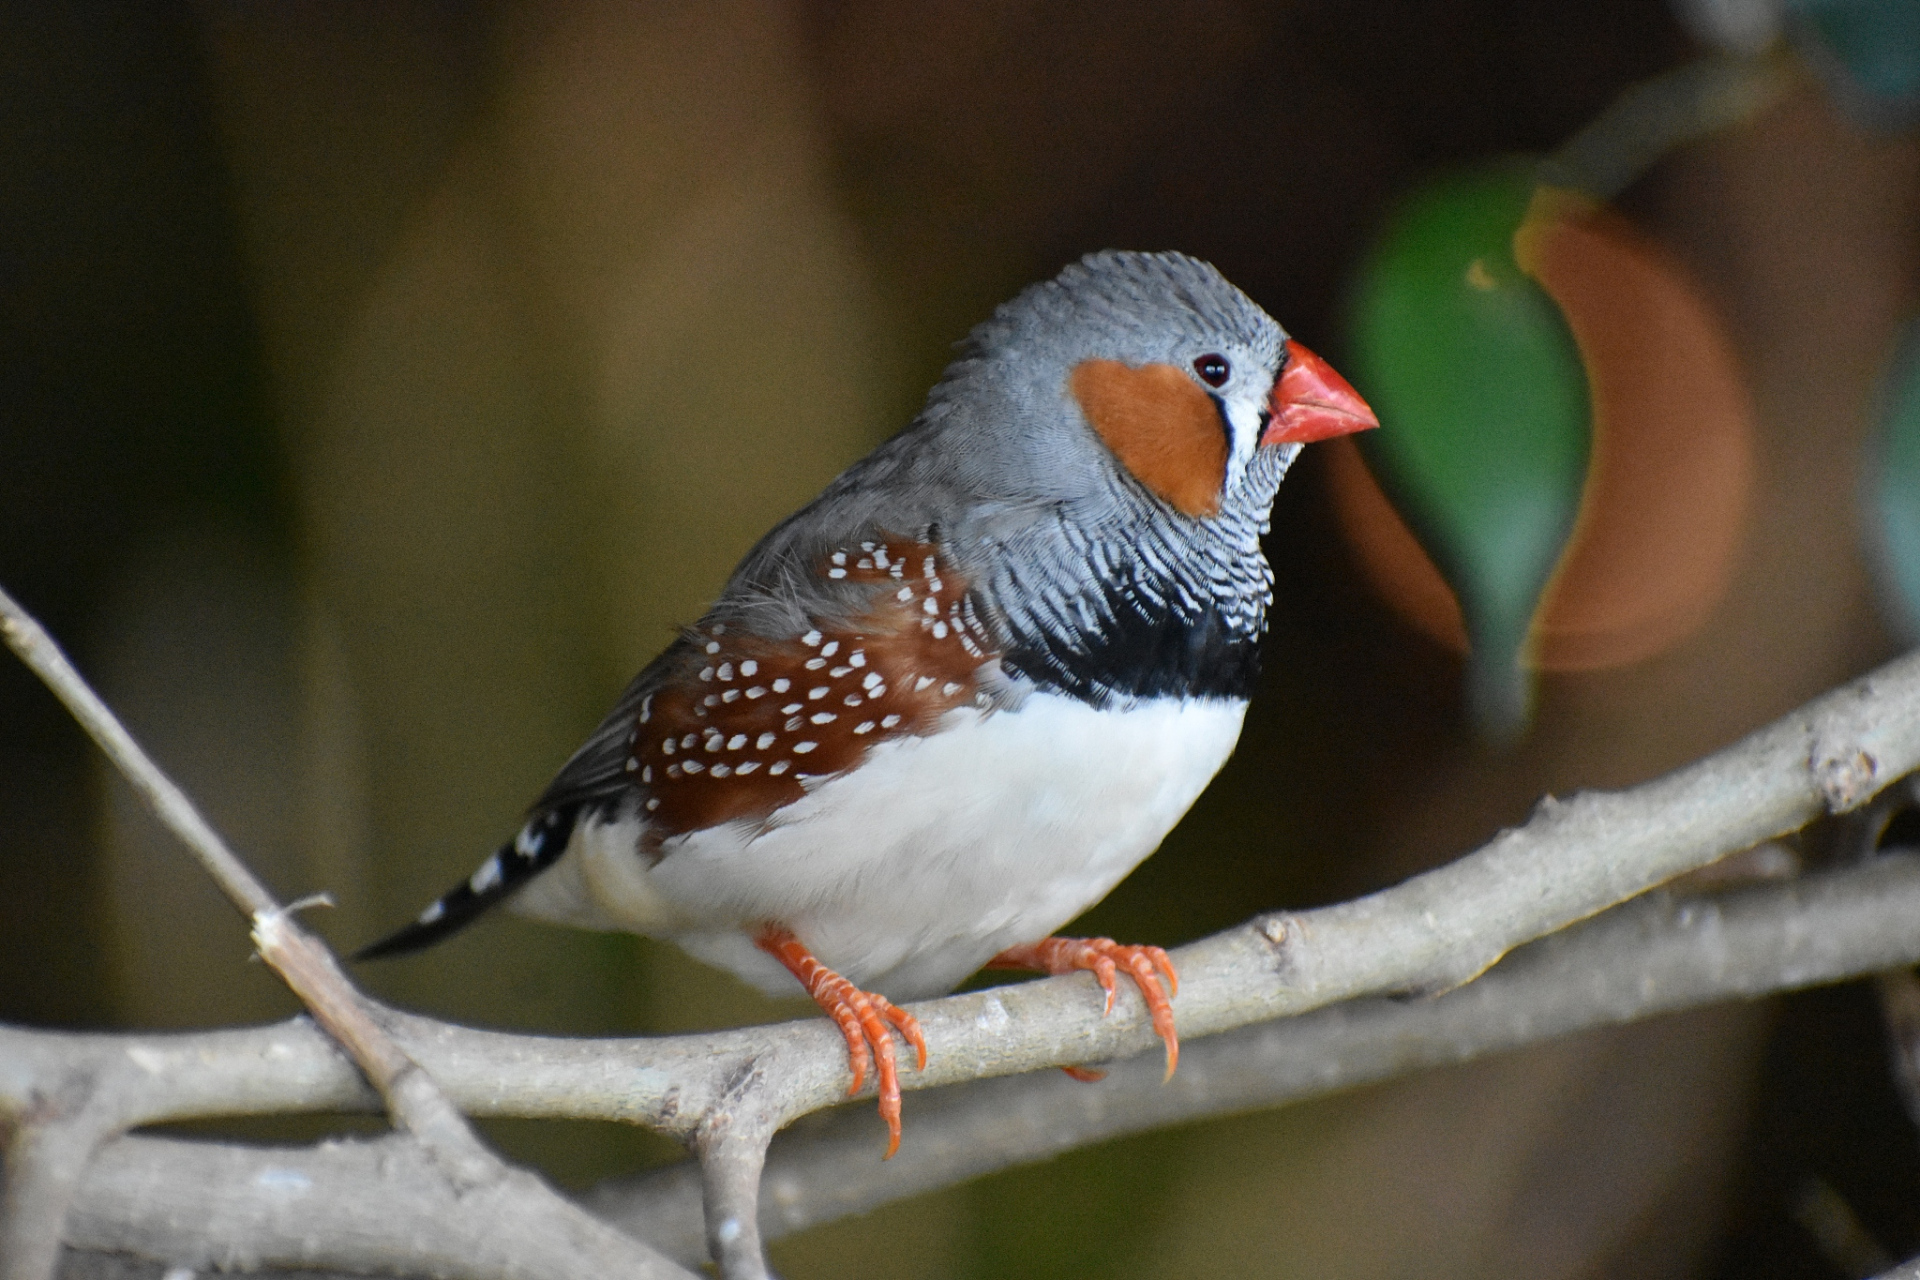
<box><xmin>940</xmin><ymin>250</ymin><xmax>1376</xmax><ymax>523</ymax></box>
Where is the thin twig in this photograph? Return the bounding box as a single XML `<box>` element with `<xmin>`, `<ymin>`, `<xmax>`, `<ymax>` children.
<box><xmin>0</xmin><ymin>586</ymin><xmax>277</xmax><ymax>920</ymax></box>
<box><xmin>0</xmin><ymin>584</ymin><xmax>697</xmax><ymax>1280</ymax></box>
<box><xmin>1875</xmin><ymin>1253</ymin><xmax>1920</xmax><ymax>1280</ymax></box>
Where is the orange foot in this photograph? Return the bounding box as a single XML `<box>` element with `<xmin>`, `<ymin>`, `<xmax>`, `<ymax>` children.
<box><xmin>755</xmin><ymin>927</ymin><xmax>927</xmax><ymax>1159</ymax></box>
<box><xmin>989</xmin><ymin>937</ymin><xmax>1180</xmax><ymax>1080</ymax></box>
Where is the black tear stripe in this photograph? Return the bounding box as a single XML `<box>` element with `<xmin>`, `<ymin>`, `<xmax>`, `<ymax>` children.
<box><xmin>353</xmin><ymin>805</ymin><xmax>579</xmax><ymax>961</ymax></box>
<box><xmin>1000</xmin><ymin>586</ymin><xmax>1263</xmax><ymax>705</ymax></box>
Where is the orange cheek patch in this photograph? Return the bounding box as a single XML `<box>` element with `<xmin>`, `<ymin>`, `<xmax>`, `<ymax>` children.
<box><xmin>1070</xmin><ymin>360</ymin><xmax>1228</xmax><ymax>517</ymax></box>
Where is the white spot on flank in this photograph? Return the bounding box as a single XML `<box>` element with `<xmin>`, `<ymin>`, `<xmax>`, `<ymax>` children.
<box><xmin>705</xmin><ymin>641</ymin><xmax>721</xmax><ymax>654</ymax></box>
<box><xmin>821</xmin><ymin>640</ymin><xmax>840</xmax><ymax>657</ymax></box>
<box><xmin>782</xmin><ymin>702</ymin><xmax>803</xmax><ymax>714</ymax></box>
<box><xmin>718</xmin><ymin>663</ymin><xmax>733</xmax><ymax>681</ymax></box>
<box><xmin>806</xmin><ymin>657</ymin><xmax>827</xmax><ymax>670</ymax></box>
<box><xmin>861</xmin><ymin>541</ymin><xmax>876</xmax><ymax>552</ymax></box>
<box><xmin>881</xmin><ymin>714</ymin><xmax>901</xmax><ymax>728</ymax></box>
<box><xmin>942</xmin><ymin>682</ymin><xmax>962</xmax><ymax>696</ymax></box>
<box><xmin>737</xmin><ymin>761</ymin><xmax>760</xmax><ymax>774</ymax></box>
<box><xmin>682</xmin><ymin>734</ymin><xmax>698</xmax><ymax>748</ymax></box>
<box><xmin>625</xmin><ymin>758</ymin><xmax>637</xmax><ymax>772</ymax></box>
<box><xmin>641</xmin><ymin>765</ymin><xmax>653</xmax><ymax>783</ymax></box>
<box><xmin>863</xmin><ymin>672</ymin><xmax>882</xmax><ymax>689</ymax></box>
<box><xmin>932</xmin><ymin>621</ymin><xmax>949</xmax><ymax>639</ymax></box>
<box><xmin>740</xmin><ymin>660</ymin><xmax>758</xmax><ymax>677</ymax></box>
<box><xmin>745</xmin><ymin>686</ymin><xmax>766</xmax><ymax>699</ymax></box>
<box><xmin>793</xmin><ymin>741</ymin><xmax>818</xmax><ymax>754</ymax></box>
<box><xmin>699</xmin><ymin>667</ymin><xmax>715</xmax><ymax>682</ymax></box>
<box><xmin>896</xmin><ymin>586</ymin><xmax>914</xmax><ymax>602</ymax></box>
<box><xmin>662</xmin><ymin>738</ymin><xmax>676</xmax><ymax>755</ymax></box>
<box><xmin>639</xmin><ymin>695</ymin><xmax>652</xmax><ymax>724</ymax></box>
<box><xmin>420</xmin><ymin>900</ymin><xmax>446</xmax><ymax>924</ymax></box>
<box><xmin>831</xmin><ymin>551</ymin><xmax>846</xmax><ymax>566</ymax></box>
<box><xmin>646</xmin><ymin>797</ymin><xmax>661</xmax><ymax>811</ymax></box>
<box><xmin>809</xmin><ymin>686</ymin><xmax>829</xmax><ymax>699</ymax></box>
<box><xmin>703</xmin><ymin>694</ymin><xmax>719</xmax><ymax>707</ymax></box>
<box><xmin>923</xmin><ymin>556</ymin><xmax>937</xmax><ymax>577</ymax></box>
<box><xmin>830</xmin><ymin>665</ymin><xmax>852</xmax><ymax>677</ymax></box>
<box><xmin>874</xmin><ymin>547</ymin><xmax>890</xmax><ymax>569</ymax></box>
<box><xmin>915</xmin><ymin>676</ymin><xmax>935</xmax><ymax>691</ymax></box>
<box><xmin>711</xmin><ymin>763</ymin><xmax>732</xmax><ymax>778</ymax></box>
<box><xmin>844</xmin><ymin>693</ymin><xmax>863</xmax><ymax>706</ymax></box>
<box><xmin>772</xmin><ymin>678</ymin><xmax>791</xmax><ymax>693</ymax></box>
<box><xmin>786</xmin><ymin>717</ymin><xmax>803</xmax><ymax>731</ymax></box>
<box><xmin>811</xmin><ymin>712</ymin><xmax>837</xmax><ymax>724</ymax></box>
<box><xmin>770</xmin><ymin>760</ymin><xmax>791</xmax><ymax>775</ymax></box>
<box><xmin>683</xmin><ymin>760</ymin><xmax>705</xmax><ymax>774</ymax></box>
<box><xmin>802</xmin><ymin>630</ymin><xmax>823</xmax><ymax>647</ymax></box>
<box><xmin>667</xmin><ymin>763</ymin><xmax>683</xmax><ymax>778</ymax></box>
<box><xmin>849</xmin><ymin>650</ymin><xmax>866</xmax><ymax>667</ymax></box>
<box><xmin>470</xmin><ymin>858</ymin><xmax>503</xmax><ymax>894</ymax></box>
<box><xmin>923</xmin><ymin>598</ymin><xmax>939</xmax><ymax>615</ymax></box>
<box><xmin>727</xmin><ymin>734</ymin><xmax>748</xmax><ymax>749</ymax></box>
<box><xmin>928</xmin><ymin>577</ymin><xmax>944</xmax><ymax>593</ymax></box>
<box><xmin>828</xmin><ymin>568</ymin><xmax>847</xmax><ymax>578</ymax></box>
<box><xmin>854</xmin><ymin>721</ymin><xmax>875</xmax><ymax>734</ymax></box>
<box><xmin>756</xmin><ymin>732</ymin><xmax>776</xmax><ymax>749</ymax></box>
<box><xmin>723</xmin><ymin>689</ymin><xmax>740</xmax><ymax>703</ymax></box>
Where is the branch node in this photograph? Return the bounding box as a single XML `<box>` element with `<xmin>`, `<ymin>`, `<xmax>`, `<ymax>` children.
<box><xmin>1813</xmin><ymin>741</ymin><xmax>1881</xmax><ymax>814</ymax></box>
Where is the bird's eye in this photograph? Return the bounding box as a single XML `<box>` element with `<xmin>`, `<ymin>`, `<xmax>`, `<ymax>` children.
<box><xmin>1192</xmin><ymin>353</ymin><xmax>1231</xmax><ymax>388</ymax></box>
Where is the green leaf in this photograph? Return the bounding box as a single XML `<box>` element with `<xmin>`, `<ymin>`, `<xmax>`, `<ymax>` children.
<box><xmin>1347</xmin><ymin>163</ymin><xmax>1590</xmax><ymax>736</ymax></box>
<box><xmin>1868</xmin><ymin>319</ymin><xmax>1920</xmax><ymax>643</ymax></box>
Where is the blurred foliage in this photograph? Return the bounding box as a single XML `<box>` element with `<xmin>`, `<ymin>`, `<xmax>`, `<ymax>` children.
<box><xmin>1346</xmin><ymin>163</ymin><xmax>1589</xmax><ymax>735</ymax></box>
<box><xmin>1867</xmin><ymin>320</ymin><xmax>1920</xmax><ymax>643</ymax></box>
<box><xmin>1338</xmin><ymin>165</ymin><xmax>1758</xmax><ymax>740</ymax></box>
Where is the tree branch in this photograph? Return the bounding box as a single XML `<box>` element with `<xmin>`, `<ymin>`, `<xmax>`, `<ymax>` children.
<box><xmin>0</xmin><ymin>584</ymin><xmax>697</xmax><ymax>1280</ymax></box>
<box><xmin>8</xmin><ymin>567</ymin><xmax>1920</xmax><ymax>1277</ymax></box>
<box><xmin>44</xmin><ymin>851</ymin><xmax>1920</xmax><ymax>1272</ymax></box>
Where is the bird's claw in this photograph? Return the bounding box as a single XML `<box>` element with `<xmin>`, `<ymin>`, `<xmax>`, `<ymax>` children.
<box><xmin>988</xmin><ymin>936</ymin><xmax>1180</xmax><ymax>1080</ymax></box>
<box><xmin>756</xmin><ymin>928</ymin><xmax>925</xmax><ymax>1158</ymax></box>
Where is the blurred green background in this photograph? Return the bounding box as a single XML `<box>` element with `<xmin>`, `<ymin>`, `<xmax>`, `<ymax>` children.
<box><xmin>3</xmin><ymin>2</ymin><xmax>1918</xmax><ymax>1277</ymax></box>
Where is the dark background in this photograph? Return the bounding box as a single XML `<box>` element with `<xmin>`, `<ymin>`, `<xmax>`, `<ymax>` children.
<box><xmin>3</xmin><ymin>2</ymin><xmax>1916</xmax><ymax>1276</ymax></box>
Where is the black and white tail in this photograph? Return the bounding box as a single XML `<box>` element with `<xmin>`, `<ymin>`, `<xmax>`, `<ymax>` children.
<box><xmin>353</xmin><ymin>806</ymin><xmax>579</xmax><ymax>961</ymax></box>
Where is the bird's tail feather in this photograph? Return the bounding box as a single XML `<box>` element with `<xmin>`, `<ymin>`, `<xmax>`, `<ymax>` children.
<box><xmin>353</xmin><ymin>805</ymin><xmax>579</xmax><ymax>961</ymax></box>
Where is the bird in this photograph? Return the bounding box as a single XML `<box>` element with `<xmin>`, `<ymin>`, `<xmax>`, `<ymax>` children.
<box><xmin>356</xmin><ymin>249</ymin><xmax>1378</xmax><ymax>1156</ymax></box>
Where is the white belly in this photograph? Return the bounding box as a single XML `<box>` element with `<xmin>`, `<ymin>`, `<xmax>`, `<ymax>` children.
<box><xmin>510</xmin><ymin>692</ymin><xmax>1247</xmax><ymax>1000</ymax></box>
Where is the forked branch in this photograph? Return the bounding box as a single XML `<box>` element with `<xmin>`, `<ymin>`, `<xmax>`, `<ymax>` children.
<box><xmin>6</xmin><ymin>574</ymin><xmax>1920</xmax><ymax>1278</ymax></box>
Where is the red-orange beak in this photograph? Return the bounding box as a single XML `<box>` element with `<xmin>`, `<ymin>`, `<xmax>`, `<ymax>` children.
<box><xmin>1262</xmin><ymin>343</ymin><xmax>1379</xmax><ymax>446</ymax></box>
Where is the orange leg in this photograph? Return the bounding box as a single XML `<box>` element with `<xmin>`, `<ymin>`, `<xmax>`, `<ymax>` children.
<box><xmin>755</xmin><ymin>927</ymin><xmax>927</xmax><ymax>1159</ymax></box>
<box><xmin>988</xmin><ymin>937</ymin><xmax>1180</xmax><ymax>1080</ymax></box>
